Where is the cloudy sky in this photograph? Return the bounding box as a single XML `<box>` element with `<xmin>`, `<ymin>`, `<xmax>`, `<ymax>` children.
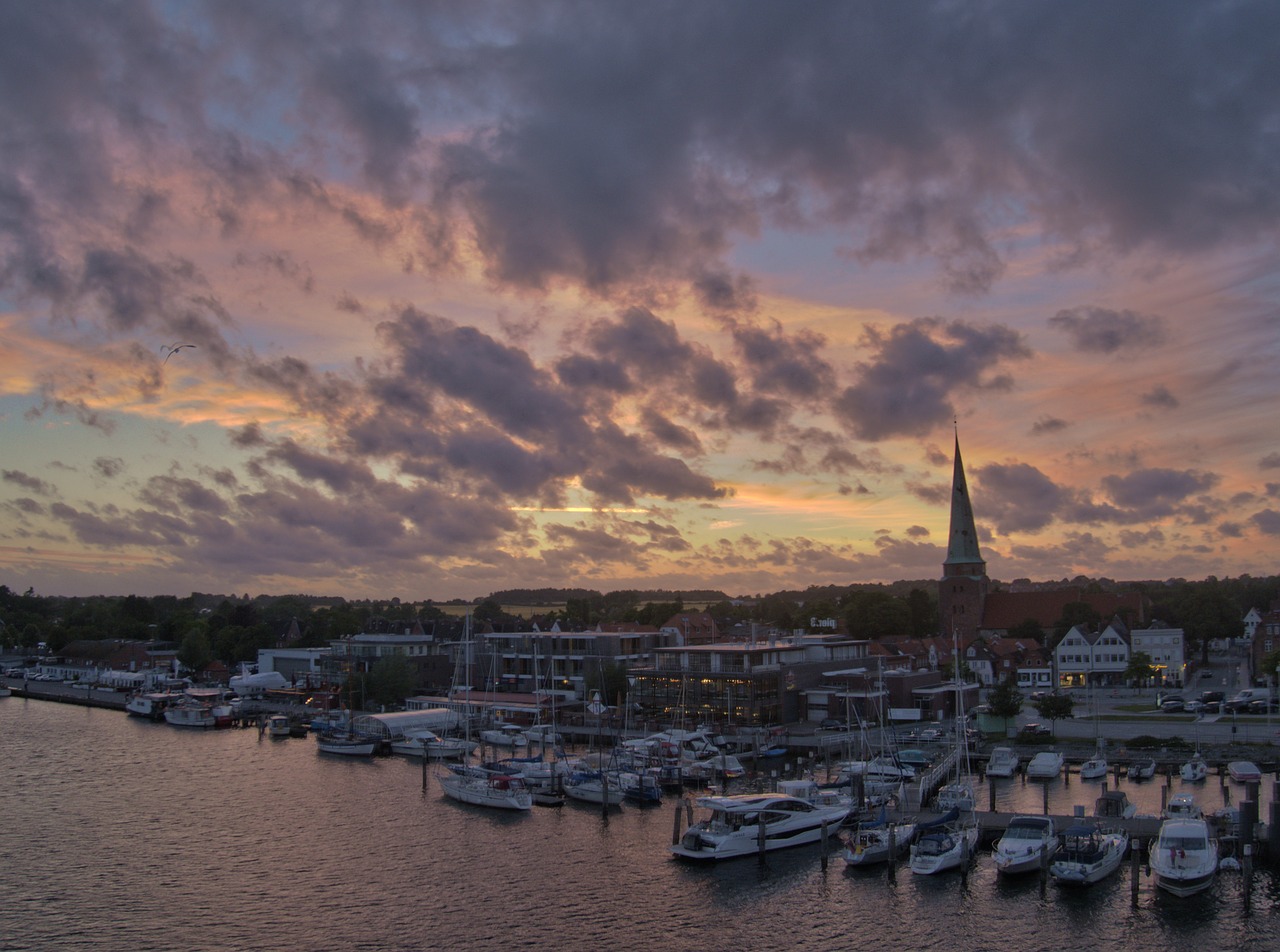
<box><xmin>2</xmin><ymin>1</ymin><xmax>1278</xmax><ymax>602</ymax></box>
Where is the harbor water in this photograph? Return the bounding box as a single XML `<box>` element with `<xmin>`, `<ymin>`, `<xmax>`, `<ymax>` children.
<box><xmin>2</xmin><ymin>699</ymin><xmax>1277</xmax><ymax>952</ymax></box>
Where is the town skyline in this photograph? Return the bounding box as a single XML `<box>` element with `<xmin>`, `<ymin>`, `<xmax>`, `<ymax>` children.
<box><xmin>3</xmin><ymin>3</ymin><xmax>1279</xmax><ymax>602</ymax></box>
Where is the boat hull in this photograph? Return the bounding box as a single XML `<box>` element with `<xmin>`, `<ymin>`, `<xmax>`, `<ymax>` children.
<box><xmin>1050</xmin><ymin>833</ymin><xmax>1128</xmax><ymax>886</ymax></box>
<box><xmin>908</xmin><ymin>827</ymin><xmax>979</xmax><ymax>876</ymax></box>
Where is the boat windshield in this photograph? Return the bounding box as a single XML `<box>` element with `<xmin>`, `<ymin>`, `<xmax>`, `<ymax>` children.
<box><xmin>1004</xmin><ymin>825</ymin><xmax>1047</xmax><ymax>840</ymax></box>
<box><xmin>1158</xmin><ymin>835</ymin><xmax>1207</xmax><ymax>851</ymax></box>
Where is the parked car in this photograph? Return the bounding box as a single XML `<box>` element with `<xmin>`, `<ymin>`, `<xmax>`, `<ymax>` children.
<box><xmin>916</xmin><ymin>728</ymin><xmax>945</xmax><ymax>743</ymax></box>
<box><xmin>1202</xmin><ymin>701</ymin><xmax>1221</xmax><ymax>714</ymax></box>
<box><xmin>1160</xmin><ymin>698</ymin><xmax>1185</xmax><ymax>713</ymax></box>
<box><xmin>1200</xmin><ymin>690</ymin><xmax>1224</xmax><ymax>703</ymax></box>
<box><xmin>1020</xmin><ymin>723</ymin><xmax>1052</xmax><ymax>738</ymax></box>
<box><xmin>817</xmin><ymin>718</ymin><xmax>844</xmax><ymax>731</ymax></box>
<box><xmin>1199</xmin><ymin>669</ymin><xmax>1214</xmax><ymax>679</ymax></box>
<box><xmin>1183</xmin><ymin>700</ymin><xmax>1204</xmax><ymax>713</ymax></box>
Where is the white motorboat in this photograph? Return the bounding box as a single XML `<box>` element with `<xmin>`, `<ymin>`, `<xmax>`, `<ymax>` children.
<box><xmin>1163</xmin><ymin>792</ymin><xmax>1202</xmax><ymax>820</ymax></box>
<box><xmin>935</xmin><ymin>779</ymin><xmax>975</xmax><ymax>812</ymax></box>
<box><xmin>480</xmin><ymin>723</ymin><xmax>529</xmax><ymax>748</ymax></box>
<box><xmin>266</xmin><ymin>714</ymin><xmax>292</xmax><ymax>738</ymax></box>
<box><xmin>1128</xmin><ymin>758</ymin><xmax>1157</xmax><ymax>781</ymax></box>
<box><xmin>1227</xmin><ymin>761</ymin><xmax>1261</xmax><ymax>783</ymax></box>
<box><xmin>1050</xmin><ymin>825</ymin><xmax>1129</xmax><ymax>886</ymax></box>
<box><xmin>390</xmin><ymin>729</ymin><xmax>472</xmax><ymax>759</ymax></box>
<box><xmin>985</xmin><ymin>747</ymin><xmax>1019</xmax><ymax>778</ymax></box>
<box><xmin>842</xmin><ymin>811</ymin><xmax>916</xmax><ymax>867</ymax></box>
<box><xmin>1025</xmin><ymin>751</ymin><xmax>1064</xmax><ymax>780</ymax></box>
<box><xmin>1150</xmin><ymin>817</ymin><xmax>1217</xmax><ymax>896</ymax></box>
<box><xmin>993</xmin><ymin>815</ymin><xmax>1056</xmax><ymax>875</ymax></box>
<box><xmin>125</xmin><ymin>691</ymin><xmax>178</xmax><ymax>721</ymax></box>
<box><xmin>908</xmin><ymin>808</ymin><xmax>979</xmax><ymax>876</ymax></box>
<box><xmin>438</xmin><ymin>765</ymin><xmax>533</xmax><ymax>811</ymax></box>
<box><xmin>835</xmin><ymin>756</ymin><xmax>916</xmax><ymax>785</ymax></box>
<box><xmin>671</xmin><ymin>792</ymin><xmax>852</xmax><ymax>861</ymax></box>
<box><xmin>1180</xmin><ymin>751</ymin><xmax>1208</xmax><ymax>782</ymax></box>
<box><xmin>775</xmin><ymin>779</ymin><xmax>856</xmax><ymax>812</ymax></box>
<box><xmin>163</xmin><ymin>697</ymin><xmax>216</xmax><ymax>728</ymax></box>
<box><xmin>1094</xmin><ymin>790</ymin><xmax>1137</xmax><ymax>820</ymax></box>
<box><xmin>618</xmin><ymin>769</ymin><xmax>663</xmax><ymax>805</ymax></box>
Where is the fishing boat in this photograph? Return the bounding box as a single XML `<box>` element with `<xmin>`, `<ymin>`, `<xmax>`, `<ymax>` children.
<box><xmin>671</xmin><ymin>792</ymin><xmax>852</xmax><ymax>861</ymax></box>
<box><xmin>163</xmin><ymin>695</ymin><xmax>216</xmax><ymax>728</ymax></box>
<box><xmin>993</xmin><ymin>815</ymin><xmax>1056</xmax><ymax>875</ymax></box>
<box><xmin>1150</xmin><ymin>816</ymin><xmax>1217</xmax><ymax>896</ymax></box>
<box><xmin>1050</xmin><ymin>825</ymin><xmax>1129</xmax><ymax>886</ymax></box>
<box><xmin>266</xmin><ymin>714</ymin><xmax>292</xmax><ymax>738</ymax></box>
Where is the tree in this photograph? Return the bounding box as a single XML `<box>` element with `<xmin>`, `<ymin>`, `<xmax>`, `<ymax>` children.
<box><xmin>988</xmin><ymin>676</ymin><xmax>1025</xmax><ymax>734</ymax></box>
<box><xmin>364</xmin><ymin>656</ymin><xmax>418</xmax><ymax>709</ymax></box>
<box><xmin>1007</xmin><ymin>618</ymin><xmax>1045</xmax><ymax>643</ymax></box>
<box><xmin>1033</xmin><ymin>693</ymin><xmax>1075</xmax><ymax>734</ymax></box>
<box><xmin>1052</xmin><ymin>602</ymin><xmax>1101</xmax><ymax>640</ymax></box>
<box><xmin>1178</xmin><ymin>586</ymin><xmax>1240</xmax><ymax>664</ymax></box>
<box><xmin>177</xmin><ymin>628</ymin><xmax>213</xmax><ymax>678</ymax></box>
<box><xmin>1124</xmin><ymin>651</ymin><xmax>1156</xmax><ymax>688</ymax></box>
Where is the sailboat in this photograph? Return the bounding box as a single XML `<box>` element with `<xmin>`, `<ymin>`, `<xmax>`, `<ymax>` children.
<box><xmin>316</xmin><ymin>662</ymin><xmax>376</xmax><ymax>756</ymax></box>
<box><xmin>1079</xmin><ymin>682</ymin><xmax>1108</xmax><ymax>779</ymax></box>
<box><xmin>909</xmin><ymin>630</ymin><xmax>979</xmax><ymax>876</ymax></box>
<box><xmin>436</xmin><ymin>614</ymin><xmax>533</xmax><ymax>811</ymax></box>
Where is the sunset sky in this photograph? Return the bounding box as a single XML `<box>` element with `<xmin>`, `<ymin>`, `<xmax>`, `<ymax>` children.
<box><xmin>2</xmin><ymin>1</ymin><xmax>1278</xmax><ymax>602</ymax></box>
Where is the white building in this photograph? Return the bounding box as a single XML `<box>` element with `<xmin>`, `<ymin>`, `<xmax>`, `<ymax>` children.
<box><xmin>1131</xmin><ymin>626</ymin><xmax>1186</xmax><ymax>687</ymax></box>
<box><xmin>1053</xmin><ymin>621</ymin><xmax>1131</xmax><ymax>687</ymax></box>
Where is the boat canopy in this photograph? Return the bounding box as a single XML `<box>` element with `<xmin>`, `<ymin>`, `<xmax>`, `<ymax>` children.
<box><xmin>917</xmin><ymin>807</ymin><xmax>960</xmax><ymax>830</ymax></box>
<box><xmin>351</xmin><ymin>709</ymin><xmax>462</xmax><ymax>740</ymax></box>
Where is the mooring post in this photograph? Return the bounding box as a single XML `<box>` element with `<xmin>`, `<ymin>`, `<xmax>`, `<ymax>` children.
<box><xmin>1269</xmin><ymin>777</ymin><xmax>1280</xmax><ymax>861</ymax></box>
<box><xmin>672</xmin><ymin>802</ymin><xmax>683</xmax><ymax>845</ymax></box>
<box><xmin>1243</xmin><ymin>843</ymin><xmax>1253</xmax><ymax>912</ymax></box>
<box><xmin>757</xmin><ymin>817</ymin><xmax>767</xmax><ymax>862</ymax></box>
<box><xmin>1042</xmin><ymin>782</ymin><xmax>1049</xmax><ymax>816</ymax></box>
<box><xmin>988</xmin><ymin>774</ymin><xmax>996</xmax><ymax>812</ymax></box>
<box><xmin>1130</xmin><ymin>837</ymin><xmax>1140</xmax><ymax>906</ymax></box>
<box><xmin>821</xmin><ymin>820</ymin><xmax>829</xmax><ymax>871</ymax></box>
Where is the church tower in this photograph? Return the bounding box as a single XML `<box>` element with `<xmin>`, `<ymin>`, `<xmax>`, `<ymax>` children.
<box><xmin>939</xmin><ymin>431</ymin><xmax>988</xmax><ymax>640</ymax></box>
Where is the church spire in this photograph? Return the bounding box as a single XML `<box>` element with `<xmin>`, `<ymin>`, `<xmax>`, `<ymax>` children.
<box><xmin>943</xmin><ymin>429</ymin><xmax>986</xmax><ymax>577</ymax></box>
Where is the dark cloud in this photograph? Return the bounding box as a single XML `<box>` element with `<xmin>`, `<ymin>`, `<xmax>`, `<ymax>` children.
<box><xmin>1031</xmin><ymin>416</ymin><xmax>1069</xmax><ymax>435</ymax></box>
<box><xmin>974</xmin><ymin>461</ymin><xmax>1067</xmax><ymax>533</ymax></box>
<box><xmin>1252</xmin><ymin>509</ymin><xmax>1280</xmax><ymax>535</ymax></box>
<box><xmin>1048</xmin><ymin>305</ymin><xmax>1168</xmax><ymax>354</ymax></box>
<box><xmin>1100</xmin><ymin>468</ymin><xmax>1220</xmax><ymax>513</ymax></box>
<box><xmin>93</xmin><ymin>457</ymin><xmax>125</xmax><ymax>479</ymax></box>
<box><xmin>3</xmin><ymin>469</ymin><xmax>57</xmax><ymax>495</ymax></box>
<box><xmin>1140</xmin><ymin>385</ymin><xmax>1180</xmax><ymax>410</ymax></box>
<box><xmin>1259</xmin><ymin>453</ymin><xmax>1280</xmax><ymax>470</ymax></box>
<box><xmin>834</xmin><ymin>318</ymin><xmax>1031</xmax><ymax>441</ymax></box>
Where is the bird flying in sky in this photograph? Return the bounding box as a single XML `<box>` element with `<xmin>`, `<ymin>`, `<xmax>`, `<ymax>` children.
<box><xmin>161</xmin><ymin>343</ymin><xmax>197</xmax><ymax>364</ymax></box>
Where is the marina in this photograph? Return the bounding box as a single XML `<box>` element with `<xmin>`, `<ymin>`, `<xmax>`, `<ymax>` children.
<box><xmin>4</xmin><ymin>694</ymin><xmax>1280</xmax><ymax>951</ymax></box>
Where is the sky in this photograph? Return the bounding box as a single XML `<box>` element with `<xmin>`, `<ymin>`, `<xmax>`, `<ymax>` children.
<box><xmin>1</xmin><ymin>1</ymin><xmax>1279</xmax><ymax>603</ymax></box>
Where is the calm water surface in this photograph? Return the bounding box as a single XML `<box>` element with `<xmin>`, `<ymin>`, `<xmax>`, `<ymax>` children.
<box><xmin>2</xmin><ymin>699</ymin><xmax>1277</xmax><ymax>951</ymax></box>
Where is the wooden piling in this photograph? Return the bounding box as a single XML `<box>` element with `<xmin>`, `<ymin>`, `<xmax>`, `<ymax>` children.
<box><xmin>887</xmin><ymin>823</ymin><xmax>897</xmax><ymax>881</ymax></box>
<box><xmin>1129</xmin><ymin>838</ymin><xmax>1140</xmax><ymax>906</ymax></box>
<box><xmin>1243</xmin><ymin>844</ymin><xmax>1253</xmax><ymax>912</ymax></box>
<box><xmin>988</xmin><ymin>775</ymin><xmax>996</xmax><ymax>812</ymax></box>
<box><xmin>821</xmin><ymin>820</ymin><xmax>829</xmax><ymax>871</ymax></box>
<box><xmin>671</xmin><ymin>802</ymin><xmax>683</xmax><ymax>845</ymax></box>
<box><xmin>757</xmin><ymin>817</ymin><xmax>767</xmax><ymax>862</ymax></box>
<box><xmin>1042</xmin><ymin>781</ymin><xmax>1049</xmax><ymax>815</ymax></box>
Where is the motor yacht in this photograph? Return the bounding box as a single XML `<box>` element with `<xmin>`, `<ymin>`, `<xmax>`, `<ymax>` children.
<box><xmin>1050</xmin><ymin>825</ymin><xmax>1129</xmax><ymax>886</ymax></box>
<box><xmin>671</xmin><ymin>792</ymin><xmax>852</xmax><ymax>861</ymax></box>
<box><xmin>985</xmin><ymin>746</ymin><xmax>1019</xmax><ymax>778</ymax></box>
<box><xmin>1150</xmin><ymin>817</ymin><xmax>1217</xmax><ymax>896</ymax></box>
<box><xmin>1025</xmin><ymin>750</ymin><xmax>1064</xmax><ymax>780</ymax></box>
<box><xmin>993</xmin><ymin>815</ymin><xmax>1056</xmax><ymax>875</ymax></box>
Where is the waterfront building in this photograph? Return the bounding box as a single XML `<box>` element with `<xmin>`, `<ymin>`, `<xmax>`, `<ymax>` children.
<box><xmin>479</xmin><ymin>625</ymin><xmax>669</xmax><ymax>701</ymax></box>
<box><xmin>630</xmin><ymin>633</ymin><xmax>870</xmax><ymax>728</ymax></box>
<box><xmin>1131</xmin><ymin>625</ymin><xmax>1186</xmax><ymax>686</ymax></box>
<box><xmin>1054</xmin><ymin>619</ymin><xmax>1132</xmax><ymax>687</ymax></box>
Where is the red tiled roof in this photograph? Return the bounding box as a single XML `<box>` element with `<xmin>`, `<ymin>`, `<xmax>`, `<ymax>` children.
<box><xmin>980</xmin><ymin>589</ymin><xmax>1148</xmax><ymax>630</ymax></box>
